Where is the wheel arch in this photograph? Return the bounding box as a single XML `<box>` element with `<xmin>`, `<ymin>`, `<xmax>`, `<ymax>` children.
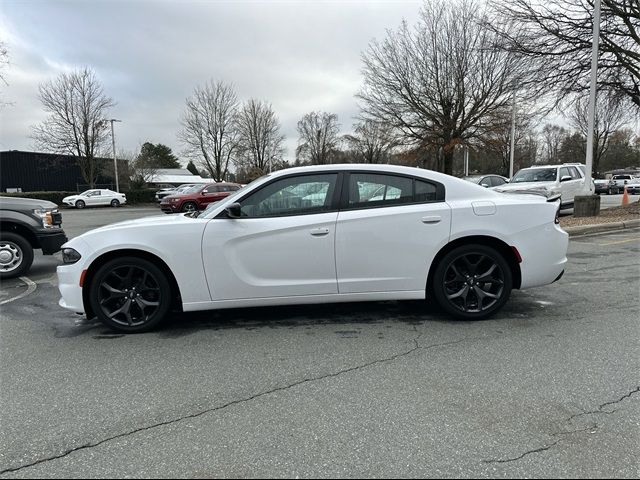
<box><xmin>426</xmin><ymin>235</ymin><xmax>522</xmax><ymax>295</ymax></box>
<box><xmin>0</xmin><ymin>221</ymin><xmax>40</xmax><ymax>249</ymax></box>
<box><xmin>82</xmin><ymin>248</ymin><xmax>183</xmax><ymax>319</ymax></box>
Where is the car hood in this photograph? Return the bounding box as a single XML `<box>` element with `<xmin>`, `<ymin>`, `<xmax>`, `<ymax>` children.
<box><xmin>0</xmin><ymin>196</ymin><xmax>59</xmax><ymax>210</ymax></box>
<box><xmin>63</xmin><ymin>195</ymin><xmax>81</xmax><ymax>201</ymax></box>
<box><xmin>492</xmin><ymin>181</ymin><xmax>556</xmax><ymax>192</ymax></box>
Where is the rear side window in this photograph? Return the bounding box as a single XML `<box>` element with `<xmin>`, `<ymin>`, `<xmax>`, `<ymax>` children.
<box><xmin>347</xmin><ymin>173</ymin><xmax>439</xmax><ymax>208</ymax></box>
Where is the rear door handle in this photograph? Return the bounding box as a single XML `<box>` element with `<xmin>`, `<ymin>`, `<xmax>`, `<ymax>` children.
<box><xmin>310</xmin><ymin>227</ymin><xmax>330</xmax><ymax>236</ymax></box>
<box><xmin>421</xmin><ymin>216</ymin><xmax>441</xmax><ymax>224</ymax></box>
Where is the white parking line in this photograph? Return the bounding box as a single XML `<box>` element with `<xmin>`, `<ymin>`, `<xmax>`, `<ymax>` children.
<box><xmin>0</xmin><ymin>277</ymin><xmax>37</xmax><ymax>306</ymax></box>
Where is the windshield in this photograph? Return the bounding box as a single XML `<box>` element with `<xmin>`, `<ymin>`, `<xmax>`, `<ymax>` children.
<box><xmin>195</xmin><ymin>176</ymin><xmax>266</xmax><ymax>218</ymax></box>
<box><xmin>511</xmin><ymin>168</ymin><xmax>557</xmax><ymax>183</ymax></box>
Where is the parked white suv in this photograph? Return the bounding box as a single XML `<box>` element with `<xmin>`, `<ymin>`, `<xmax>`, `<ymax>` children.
<box><xmin>493</xmin><ymin>164</ymin><xmax>594</xmax><ymax>209</ymax></box>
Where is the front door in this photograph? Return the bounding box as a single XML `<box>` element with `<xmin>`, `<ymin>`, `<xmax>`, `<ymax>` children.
<box><xmin>201</xmin><ymin>173</ymin><xmax>340</xmax><ymax>300</ymax></box>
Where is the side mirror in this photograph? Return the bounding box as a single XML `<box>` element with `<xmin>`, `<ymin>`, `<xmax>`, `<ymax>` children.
<box><xmin>560</xmin><ymin>175</ymin><xmax>572</xmax><ymax>182</ymax></box>
<box><xmin>480</xmin><ymin>183</ymin><xmax>490</xmax><ymax>188</ymax></box>
<box><xmin>225</xmin><ymin>202</ymin><xmax>242</xmax><ymax>218</ymax></box>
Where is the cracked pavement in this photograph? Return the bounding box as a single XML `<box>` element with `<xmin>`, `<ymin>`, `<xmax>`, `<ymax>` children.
<box><xmin>0</xmin><ymin>208</ymin><xmax>638</xmax><ymax>478</ymax></box>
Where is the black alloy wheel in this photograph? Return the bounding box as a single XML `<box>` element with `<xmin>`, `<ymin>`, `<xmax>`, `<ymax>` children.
<box><xmin>182</xmin><ymin>202</ymin><xmax>197</xmax><ymax>213</ymax></box>
<box><xmin>89</xmin><ymin>257</ymin><xmax>172</xmax><ymax>333</ymax></box>
<box><xmin>433</xmin><ymin>244</ymin><xmax>512</xmax><ymax>320</ymax></box>
<box><xmin>111</xmin><ymin>199</ymin><xmax>120</xmax><ymax>207</ymax></box>
<box><xmin>76</xmin><ymin>200</ymin><xmax>86</xmax><ymax>209</ymax></box>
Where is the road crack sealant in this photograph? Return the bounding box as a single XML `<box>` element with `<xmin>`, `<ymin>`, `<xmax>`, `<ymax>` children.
<box><xmin>0</xmin><ymin>327</ymin><xmax>481</xmax><ymax>475</ymax></box>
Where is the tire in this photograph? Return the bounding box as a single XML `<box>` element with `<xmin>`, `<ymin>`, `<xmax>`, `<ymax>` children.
<box><xmin>432</xmin><ymin>244</ymin><xmax>513</xmax><ymax>320</ymax></box>
<box><xmin>0</xmin><ymin>232</ymin><xmax>34</xmax><ymax>279</ymax></box>
<box><xmin>607</xmin><ymin>188</ymin><xmax>612</xmax><ymax>195</ymax></box>
<box><xmin>110</xmin><ymin>199</ymin><xmax>120</xmax><ymax>207</ymax></box>
<box><xmin>89</xmin><ymin>256</ymin><xmax>172</xmax><ymax>333</ymax></box>
<box><xmin>76</xmin><ymin>200</ymin><xmax>86</xmax><ymax>209</ymax></box>
<box><xmin>181</xmin><ymin>202</ymin><xmax>197</xmax><ymax>213</ymax></box>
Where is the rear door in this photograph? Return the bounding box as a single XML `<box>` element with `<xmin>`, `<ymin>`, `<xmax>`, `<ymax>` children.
<box><xmin>335</xmin><ymin>172</ymin><xmax>451</xmax><ymax>294</ymax></box>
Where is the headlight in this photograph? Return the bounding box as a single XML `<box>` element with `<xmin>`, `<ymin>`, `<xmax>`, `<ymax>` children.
<box><xmin>171</xmin><ymin>198</ymin><xmax>179</xmax><ymax>202</ymax></box>
<box><xmin>33</xmin><ymin>208</ymin><xmax>55</xmax><ymax>228</ymax></box>
<box><xmin>62</xmin><ymin>248</ymin><xmax>82</xmax><ymax>264</ymax></box>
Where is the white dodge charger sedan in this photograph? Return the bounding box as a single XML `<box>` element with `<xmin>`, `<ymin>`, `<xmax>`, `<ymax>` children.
<box><xmin>57</xmin><ymin>165</ymin><xmax>568</xmax><ymax>333</ymax></box>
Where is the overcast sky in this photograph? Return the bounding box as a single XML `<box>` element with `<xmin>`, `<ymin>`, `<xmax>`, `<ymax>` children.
<box><xmin>0</xmin><ymin>0</ymin><xmax>423</xmax><ymax>165</ymax></box>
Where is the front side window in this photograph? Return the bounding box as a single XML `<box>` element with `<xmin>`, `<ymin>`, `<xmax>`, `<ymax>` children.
<box><xmin>239</xmin><ymin>174</ymin><xmax>337</xmax><ymax>217</ymax></box>
<box><xmin>203</xmin><ymin>185</ymin><xmax>220</xmax><ymax>194</ymax></box>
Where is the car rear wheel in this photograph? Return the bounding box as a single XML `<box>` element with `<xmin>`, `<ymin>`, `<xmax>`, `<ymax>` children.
<box><xmin>0</xmin><ymin>233</ymin><xmax>34</xmax><ymax>279</ymax></box>
<box><xmin>89</xmin><ymin>257</ymin><xmax>172</xmax><ymax>333</ymax></box>
<box><xmin>432</xmin><ymin>244</ymin><xmax>512</xmax><ymax>320</ymax></box>
<box><xmin>181</xmin><ymin>202</ymin><xmax>197</xmax><ymax>213</ymax></box>
<box><xmin>110</xmin><ymin>199</ymin><xmax>120</xmax><ymax>207</ymax></box>
<box><xmin>75</xmin><ymin>200</ymin><xmax>86</xmax><ymax>209</ymax></box>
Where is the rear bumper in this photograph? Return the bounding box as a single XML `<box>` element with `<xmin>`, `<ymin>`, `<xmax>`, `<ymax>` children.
<box><xmin>514</xmin><ymin>223</ymin><xmax>569</xmax><ymax>289</ymax></box>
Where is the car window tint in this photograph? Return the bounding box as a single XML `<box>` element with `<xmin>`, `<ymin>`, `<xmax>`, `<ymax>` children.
<box><xmin>492</xmin><ymin>176</ymin><xmax>507</xmax><ymax>186</ymax></box>
<box><xmin>349</xmin><ymin>173</ymin><xmax>413</xmax><ymax>207</ymax></box>
<box><xmin>415</xmin><ymin>179</ymin><xmax>437</xmax><ymax>202</ymax></box>
<box><xmin>239</xmin><ymin>174</ymin><xmax>337</xmax><ymax>217</ymax></box>
<box><xmin>559</xmin><ymin>167</ymin><xmax>573</xmax><ymax>179</ymax></box>
<box><xmin>204</xmin><ymin>185</ymin><xmax>219</xmax><ymax>193</ymax></box>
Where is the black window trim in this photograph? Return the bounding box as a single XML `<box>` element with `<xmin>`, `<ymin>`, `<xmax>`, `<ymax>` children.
<box><xmin>216</xmin><ymin>171</ymin><xmax>344</xmax><ymax>219</ymax></box>
<box><xmin>339</xmin><ymin>171</ymin><xmax>445</xmax><ymax>211</ymax></box>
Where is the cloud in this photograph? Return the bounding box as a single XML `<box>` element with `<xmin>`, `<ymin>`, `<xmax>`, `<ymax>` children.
<box><xmin>0</xmin><ymin>0</ymin><xmax>422</xmax><ymax>162</ymax></box>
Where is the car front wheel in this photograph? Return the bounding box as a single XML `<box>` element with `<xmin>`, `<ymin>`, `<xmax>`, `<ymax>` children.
<box><xmin>432</xmin><ymin>244</ymin><xmax>512</xmax><ymax>320</ymax></box>
<box><xmin>0</xmin><ymin>233</ymin><xmax>34</xmax><ymax>279</ymax></box>
<box><xmin>181</xmin><ymin>202</ymin><xmax>197</xmax><ymax>213</ymax></box>
<box><xmin>75</xmin><ymin>200</ymin><xmax>86</xmax><ymax>209</ymax></box>
<box><xmin>89</xmin><ymin>257</ymin><xmax>172</xmax><ymax>333</ymax></box>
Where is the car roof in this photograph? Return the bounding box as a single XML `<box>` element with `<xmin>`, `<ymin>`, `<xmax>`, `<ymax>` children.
<box><xmin>518</xmin><ymin>163</ymin><xmax>585</xmax><ymax>170</ymax></box>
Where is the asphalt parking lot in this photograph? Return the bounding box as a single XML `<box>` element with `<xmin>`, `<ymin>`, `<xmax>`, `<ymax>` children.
<box><xmin>1</xmin><ymin>205</ymin><xmax>638</xmax><ymax>478</ymax></box>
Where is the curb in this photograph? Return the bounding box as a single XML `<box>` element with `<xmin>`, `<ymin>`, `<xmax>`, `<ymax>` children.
<box><xmin>564</xmin><ymin>218</ymin><xmax>640</xmax><ymax>237</ymax></box>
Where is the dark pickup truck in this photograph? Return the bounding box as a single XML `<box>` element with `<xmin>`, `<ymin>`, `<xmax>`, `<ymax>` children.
<box><xmin>0</xmin><ymin>196</ymin><xmax>68</xmax><ymax>279</ymax></box>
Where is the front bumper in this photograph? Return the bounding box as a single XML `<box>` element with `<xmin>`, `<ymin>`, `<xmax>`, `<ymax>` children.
<box><xmin>160</xmin><ymin>202</ymin><xmax>181</xmax><ymax>213</ymax></box>
<box><xmin>36</xmin><ymin>230</ymin><xmax>68</xmax><ymax>255</ymax></box>
<box><xmin>57</xmin><ymin>261</ymin><xmax>85</xmax><ymax>313</ymax></box>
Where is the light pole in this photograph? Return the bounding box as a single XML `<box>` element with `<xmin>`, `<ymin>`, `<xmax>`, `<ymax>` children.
<box><xmin>109</xmin><ymin>119</ymin><xmax>122</xmax><ymax>192</ymax></box>
<box><xmin>509</xmin><ymin>90</ymin><xmax>516</xmax><ymax>179</ymax></box>
<box><xmin>574</xmin><ymin>0</ymin><xmax>601</xmax><ymax>217</ymax></box>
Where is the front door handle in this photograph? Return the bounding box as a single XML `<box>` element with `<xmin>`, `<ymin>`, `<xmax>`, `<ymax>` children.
<box><xmin>310</xmin><ymin>227</ymin><xmax>330</xmax><ymax>236</ymax></box>
<box><xmin>421</xmin><ymin>216</ymin><xmax>441</xmax><ymax>224</ymax></box>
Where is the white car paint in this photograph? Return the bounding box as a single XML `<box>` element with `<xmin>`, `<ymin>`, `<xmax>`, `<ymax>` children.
<box><xmin>493</xmin><ymin>164</ymin><xmax>593</xmax><ymax>208</ymax></box>
<box><xmin>62</xmin><ymin>189</ymin><xmax>127</xmax><ymax>208</ymax></box>
<box><xmin>57</xmin><ymin>164</ymin><xmax>568</xmax><ymax>322</ymax></box>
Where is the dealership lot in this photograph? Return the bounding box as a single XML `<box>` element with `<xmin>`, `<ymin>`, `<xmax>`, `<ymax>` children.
<box><xmin>0</xmin><ymin>206</ymin><xmax>638</xmax><ymax>478</ymax></box>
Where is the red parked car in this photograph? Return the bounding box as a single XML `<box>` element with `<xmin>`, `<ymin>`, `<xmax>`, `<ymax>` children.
<box><xmin>160</xmin><ymin>182</ymin><xmax>242</xmax><ymax>213</ymax></box>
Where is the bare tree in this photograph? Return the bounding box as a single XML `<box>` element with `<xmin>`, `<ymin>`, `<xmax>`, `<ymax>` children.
<box><xmin>0</xmin><ymin>40</ymin><xmax>8</xmax><ymax>103</ymax></box>
<box><xmin>568</xmin><ymin>93</ymin><xmax>633</xmax><ymax>176</ymax></box>
<box><xmin>490</xmin><ymin>0</ymin><xmax>640</xmax><ymax>108</ymax></box>
<box><xmin>541</xmin><ymin>124</ymin><xmax>568</xmax><ymax>164</ymax></box>
<box><xmin>357</xmin><ymin>0</ymin><xmax>539</xmax><ymax>175</ymax></box>
<box><xmin>31</xmin><ymin>67</ymin><xmax>115</xmax><ymax>188</ymax></box>
<box><xmin>478</xmin><ymin>108</ymin><xmax>537</xmax><ymax>176</ymax></box>
<box><xmin>179</xmin><ymin>80</ymin><xmax>239</xmax><ymax>181</ymax></box>
<box><xmin>235</xmin><ymin>99</ymin><xmax>286</xmax><ymax>175</ymax></box>
<box><xmin>343</xmin><ymin>120</ymin><xmax>398</xmax><ymax>164</ymax></box>
<box><xmin>296</xmin><ymin>111</ymin><xmax>340</xmax><ymax>165</ymax></box>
